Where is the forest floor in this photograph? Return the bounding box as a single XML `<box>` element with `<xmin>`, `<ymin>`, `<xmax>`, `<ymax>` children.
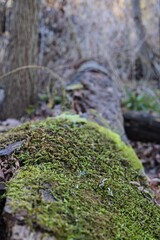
<box><xmin>121</xmin><ymin>78</ymin><xmax>160</xmax><ymax>204</ymax></box>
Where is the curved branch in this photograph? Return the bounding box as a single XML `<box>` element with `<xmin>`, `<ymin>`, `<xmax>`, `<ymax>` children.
<box><xmin>0</xmin><ymin>65</ymin><xmax>65</xmax><ymax>87</ymax></box>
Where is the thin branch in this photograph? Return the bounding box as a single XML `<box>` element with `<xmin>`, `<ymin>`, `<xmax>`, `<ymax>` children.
<box><xmin>0</xmin><ymin>65</ymin><xmax>65</xmax><ymax>87</ymax></box>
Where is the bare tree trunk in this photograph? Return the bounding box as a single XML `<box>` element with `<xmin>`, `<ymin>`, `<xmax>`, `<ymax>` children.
<box><xmin>132</xmin><ymin>0</ymin><xmax>160</xmax><ymax>81</ymax></box>
<box><xmin>0</xmin><ymin>0</ymin><xmax>39</xmax><ymax>120</ymax></box>
<box><xmin>0</xmin><ymin>1</ymin><xmax>6</xmax><ymax>34</ymax></box>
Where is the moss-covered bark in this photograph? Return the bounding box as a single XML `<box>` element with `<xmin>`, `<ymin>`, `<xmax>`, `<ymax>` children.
<box><xmin>0</xmin><ymin>116</ymin><xmax>160</xmax><ymax>239</ymax></box>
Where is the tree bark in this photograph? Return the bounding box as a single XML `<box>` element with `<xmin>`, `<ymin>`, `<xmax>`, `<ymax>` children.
<box><xmin>0</xmin><ymin>0</ymin><xmax>39</xmax><ymax>120</ymax></box>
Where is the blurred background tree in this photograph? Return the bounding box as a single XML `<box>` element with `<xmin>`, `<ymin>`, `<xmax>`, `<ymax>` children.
<box><xmin>0</xmin><ymin>0</ymin><xmax>39</xmax><ymax>119</ymax></box>
<box><xmin>0</xmin><ymin>0</ymin><xmax>6</xmax><ymax>34</ymax></box>
<box><xmin>132</xmin><ymin>0</ymin><xmax>159</xmax><ymax>81</ymax></box>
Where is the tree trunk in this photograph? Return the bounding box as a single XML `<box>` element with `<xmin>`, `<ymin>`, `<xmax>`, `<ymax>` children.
<box><xmin>0</xmin><ymin>1</ymin><xmax>6</xmax><ymax>34</ymax></box>
<box><xmin>0</xmin><ymin>0</ymin><xmax>39</xmax><ymax>120</ymax></box>
<box><xmin>131</xmin><ymin>0</ymin><xmax>160</xmax><ymax>81</ymax></box>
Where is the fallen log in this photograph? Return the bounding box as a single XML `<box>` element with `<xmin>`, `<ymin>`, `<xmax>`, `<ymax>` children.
<box><xmin>1</xmin><ymin>62</ymin><xmax>160</xmax><ymax>239</ymax></box>
<box><xmin>2</xmin><ymin>116</ymin><xmax>160</xmax><ymax>240</ymax></box>
<box><xmin>66</xmin><ymin>60</ymin><xmax>128</xmax><ymax>143</ymax></box>
<box><xmin>124</xmin><ymin>111</ymin><xmax>160</xmax><ymax>143</ymax></box>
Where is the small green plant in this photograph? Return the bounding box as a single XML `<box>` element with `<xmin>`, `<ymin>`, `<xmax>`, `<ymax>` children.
<box><xmin>38</xmin><ymin>92</ymin><xmax>62</xmax><ymax>105</ymax></box>
<box><xmin>122</xmin><ymin>88</ymin><xmax>160</xmax><ymax>113</ymax></box>
<box><xmin>26</xmin><ymin>105</ymin><xmax>37</xmax><ymax>115</ymax></box>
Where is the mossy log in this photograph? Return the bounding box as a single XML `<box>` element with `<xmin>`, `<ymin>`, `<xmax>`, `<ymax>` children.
<box><xmin>0</xmin><ymin>116</ymin><xmax>160</xmax><ymax>240</ymax></box>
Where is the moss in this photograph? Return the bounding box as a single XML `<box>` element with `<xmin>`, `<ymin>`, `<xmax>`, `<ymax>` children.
<box><xmin>1</xmin><ymin>116</ymin><xmax>160</xmax><ymax>239</ymax></box>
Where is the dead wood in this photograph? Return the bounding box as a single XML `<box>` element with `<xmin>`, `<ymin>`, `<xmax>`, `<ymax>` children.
<box><xmin>1</xmin><ymin>60</ymin><xmax>131</xmax><ymax>239</ymax></box>
<box><xmin>124</xmin><ymin>111</ymin><xmax>160</xmax><ymax>143</ymax></box>
<box><xmin>67</xmin><ymin>60</ymin><xmax>128</xmax><ymax>143</ymax></box>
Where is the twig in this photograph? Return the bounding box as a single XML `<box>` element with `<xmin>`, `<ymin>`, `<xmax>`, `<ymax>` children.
<box><xmin>0</xmin><ymin>65</ymin><xmax>65</xmax><ymax>87</ymax></box>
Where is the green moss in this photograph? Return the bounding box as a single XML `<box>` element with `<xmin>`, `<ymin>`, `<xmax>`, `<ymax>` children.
<box><xmin>56</xmin><ymin>113</ymin><xmax>142</xmax><ymax>171</ymax></box>
<box><xmin>1</xmin><ymin>116</ymin><xmax>160</xmax><ymax>239</ymax></box>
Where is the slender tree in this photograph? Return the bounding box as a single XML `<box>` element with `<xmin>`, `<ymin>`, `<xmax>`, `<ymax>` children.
<box><xmin>132</xmin><ymin>0</ymin><xmax>159</xmax><ymax>81</ymax></box>
<box><xmin>0</xmin><ymin>1</ymin><xmax>6</xmax><ymax>34</ymax></box>
<box><xmin>0</xmin><ymin>0</ymin><xmax>39</xmax><ymax>119</ymax></box>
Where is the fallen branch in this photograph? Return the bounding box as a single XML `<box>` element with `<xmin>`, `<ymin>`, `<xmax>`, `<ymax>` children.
<box><xmin>124</xmin><ymin>111</ymin><xmax>160</xmax><ymax>143</ymax></box>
